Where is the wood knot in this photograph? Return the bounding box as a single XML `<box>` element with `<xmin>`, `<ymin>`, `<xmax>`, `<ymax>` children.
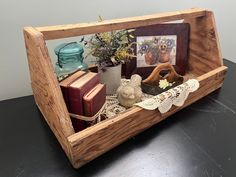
<box><xmin>208</xmin><ymin>28</ymin><xmax>216</xmax><ymax>39</ymax></box>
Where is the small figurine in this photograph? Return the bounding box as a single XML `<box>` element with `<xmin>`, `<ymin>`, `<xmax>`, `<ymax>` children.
<box><xmin>117</xmin><ymin>74</ymin><xmax>142</xmax><ymax>108</ymax></box>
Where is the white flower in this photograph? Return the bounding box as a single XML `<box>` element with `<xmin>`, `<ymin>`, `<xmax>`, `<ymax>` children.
<box><xmin>159</xmin><ymin>79</ymin><xmax>169</xmax><ymax>89</ymax></box>
<box><xmin>159</xmin><ymin>79</ymin><xmax>175</xmax><ymax>89</ymax></box>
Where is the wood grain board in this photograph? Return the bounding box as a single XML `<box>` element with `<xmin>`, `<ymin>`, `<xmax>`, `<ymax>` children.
<box><xmin>23</xmin><ymin>8</ymin><xmax>227</xmax><ymax>168</ymax></box>
<box><xmin>23</xmin><ymin>27</ymin><xmax>75</xmax><ymax>162</ymax></box>
<box><xmin>36</xmin><ymin>8</ymin><xmax>206</xmax><ymax>40</ymax></box>
<box><xmin>67</xmin><ymin>66</ymin><xmax>227</xmax><ymax>168</ymax></box>
<box><xmin>184</xmin><ymin>11</ymin><xmax>223</xmax><ymax>75</ymax></box>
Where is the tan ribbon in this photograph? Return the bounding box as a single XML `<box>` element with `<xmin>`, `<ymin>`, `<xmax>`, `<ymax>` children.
<box><xmin>69</xmin><ymin>103</ymin><xmax>106</xmax><ymax>122</ymax></box>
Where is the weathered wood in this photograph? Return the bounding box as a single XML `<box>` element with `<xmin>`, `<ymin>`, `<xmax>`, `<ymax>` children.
<box><xmin>23</xmin><ymin>9</ymin><xmax>227</xmax><ymax>169</ymax></box>
<box><xmin>143</xmin><ymin>63</ymin><xmax>183</xmax><ymax>84</ymax></box>
<box><xmin>23</xmin><ymin>27</ymin><xmax>75</xmax><ymax>162</ymax></box>
<box><xmin>68</xmin><ymin>66</ymin><xmax>227</xmax><ymax>168</ymax></box>
<box><xmin>37</xmin><ymin>8</ymin><xmax>206</xmax><ymax>40</ymax></box>
<box><xmin>184</xmin><ymin>11</ymin><xmax>223</xmax><ymax>76</ymax></box>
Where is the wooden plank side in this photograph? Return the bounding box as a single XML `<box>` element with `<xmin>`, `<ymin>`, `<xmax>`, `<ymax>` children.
<box><xmin>23</xmin><ymin>27</ymin><xmax>75</xmax><ymax>161</ymax></box>
<box><xmin>68</xmin><ymin>66</ymin><xmax>227</xmax><ymax>168</ymax></box>
<box><xmin>184</xmin><ymin>11</ymin><xmax>223</xmax><ymax>76</ymax></box>
<box><xmin>36</xmin><ymin>8</ymin><xmax>206</xmax><ymax>40</ymax></box>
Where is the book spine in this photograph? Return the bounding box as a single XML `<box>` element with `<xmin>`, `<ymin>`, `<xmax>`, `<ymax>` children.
<box><xmin>83</xmin><ymin>99</ymin><xmax>92</xmax><ymax>117</ymax></box>
<box><xmin>68</xmin><ymin>88</ymin><xmax>85</xmax><ymax>132</ymax></box>
<box><xmin>83</xmin><ymin>84</ymin><xmax>106</xmax><ymax>117</ymax></box>
<box><xmin>79</xmin><ymin>74</ymin><xmax>100</xmax><ymax>113</ymax></box>
<box><xmin>60</xmin><ymin>85</ymin><xmax>70</xmax><ymax>111</ymax></box>
<box><xmin>68</xmin><ymin>88</ymin><xmax>83</xmax><ymax>115</ymax></box>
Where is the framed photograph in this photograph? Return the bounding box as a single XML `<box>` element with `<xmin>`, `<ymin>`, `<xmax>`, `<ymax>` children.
<box><xmin>123</xmin><ymin>23</ymin><xmax>190</xmax><ymax>79</ymax></box>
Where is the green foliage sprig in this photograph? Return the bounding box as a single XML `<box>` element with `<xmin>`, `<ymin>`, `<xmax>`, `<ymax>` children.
<box><xmin>83</xmin><ymin>26</ymin><xmax>136</xmax><ymax>71</ymax></box>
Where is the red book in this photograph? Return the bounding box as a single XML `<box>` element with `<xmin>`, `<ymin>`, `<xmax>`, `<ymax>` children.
<box><xmin>69</xmin><ymin>72</ymin><xmax>100</xmax><ymax>115</ymax></box>
<box><xmin>60</xmin><ymin>70</ymin><xmax>86</xmax><ymax>110</ymax></box>
<box><xmin>83</xmin><ymin>84</ymin><xmax>106</xmax><ymax>117</ymax></box>
<box><xmin>60</xmin><ymin>71</ymin><xmax>100</xmax><ymax>132</ymax></box>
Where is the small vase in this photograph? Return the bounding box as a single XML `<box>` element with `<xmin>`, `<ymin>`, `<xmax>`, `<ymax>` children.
<box><xmin>159</xmin><ymin>52</ymin><xmax>170</xmax><ymax>63</ymax></box>
<box><xmin>99</xmin><ymin>64</ymin><xmax>121</xmax><ymax>95</ymax></box>
<box><xmin>144</xmin><ymin>50</ymin><xmax>158</xmax><ymax>65</ymax></box>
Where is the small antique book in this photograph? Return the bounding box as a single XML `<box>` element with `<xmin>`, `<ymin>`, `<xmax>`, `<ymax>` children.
<box><xmin>83</xmin><ymin>84</ymin><xmax>106</xmax><ymax>117</ymax></box>
<box><xmin>68</xmin><ymin>72</ymin><xmax>100</xmax><ymax>115</ymax></box>
<box><xmin>60</xmin><ymin>70</ymin><xmax>86</xmax><ymax>110</ymax></box>
<box><xmin>60</xmin><ymin>71</ymin><xmax>100</xmax><ymax>132</ymax></box>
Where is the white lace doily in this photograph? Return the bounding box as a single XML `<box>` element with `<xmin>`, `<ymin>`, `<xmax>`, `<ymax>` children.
<box><xmin>135</xmin><ymin>79</ymin><xmax>199</xmax><ymax>113</ymax></box>
<box><xmin>86</xmin><ymin>79</ymin><xmax>199</xmax><ymax>124</ymax></box>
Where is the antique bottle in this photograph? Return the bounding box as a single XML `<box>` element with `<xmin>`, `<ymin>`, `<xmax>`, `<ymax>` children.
<box><xmin>54</xmin><ymin>42</ymin><xmax>88</xmax><ymax>78</ymax></box>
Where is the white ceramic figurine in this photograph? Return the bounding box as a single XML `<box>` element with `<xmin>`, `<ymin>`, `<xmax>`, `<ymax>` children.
<box><xmin>116</xmin><ymin>74</ymin><xmax>142</xmax><ymax>108</ymax></box>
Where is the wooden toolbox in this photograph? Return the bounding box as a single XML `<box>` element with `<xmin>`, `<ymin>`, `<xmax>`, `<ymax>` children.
<box><xmin>23</xmin><ymin>8</ymin><xmax>227</xmax><ymax>168</ymax></box>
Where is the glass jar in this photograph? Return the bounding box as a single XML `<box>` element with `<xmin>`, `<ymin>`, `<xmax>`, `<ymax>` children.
<box><xmin>54</xmin><ymin>42</ymin><xmax>88</xmax><ymax>78</ymax></box>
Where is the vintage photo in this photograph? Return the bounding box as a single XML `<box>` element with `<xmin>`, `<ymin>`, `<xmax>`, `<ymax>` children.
<box><xmin>136</xmin><ymin>35</ymin><xmax>177</xmax><ymax>68</ymax></box>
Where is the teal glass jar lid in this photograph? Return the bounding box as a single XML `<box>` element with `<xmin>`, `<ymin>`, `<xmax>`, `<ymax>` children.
<box><xmin>54</xmin><ymin>42</ymin><xmax>84</xmax><ymax>57</ymax></box>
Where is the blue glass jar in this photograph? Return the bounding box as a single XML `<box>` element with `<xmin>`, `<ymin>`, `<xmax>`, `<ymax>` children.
<box><xmin>54</xmin><ymin>42</ymin><xmax>88</xmax><ymax>78</ymax></box>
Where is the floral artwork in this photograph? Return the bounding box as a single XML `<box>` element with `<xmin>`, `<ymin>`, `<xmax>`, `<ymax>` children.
<box><xmin>137</xmin><ymin>35</ymin><xmax>177</xmax><ymax>67</ymax></box>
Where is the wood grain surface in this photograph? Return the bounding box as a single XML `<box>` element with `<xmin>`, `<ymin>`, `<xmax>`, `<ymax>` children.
<box><xmin>184</xmin><ymin>11</ymin><xmax>223</xmax><ymax>76</ymax></box>
<box><xmin>23</xmin><ymin>8</ymin><xmax>226</xmax><ymax>169</ymax></box>
<box><xmin>23</xmin><ymin>27</ymin><xmax>75</xmax><ymax>162</ymax></box>
<box><xmin>67</xmin><ymin>66</ymin><xmax>227</xmax><ymax>168</ymax></box>
<box><xmin>36</xmin><ymin>8</ymin><xmax>206</xmax><ymax>40</ymax></box>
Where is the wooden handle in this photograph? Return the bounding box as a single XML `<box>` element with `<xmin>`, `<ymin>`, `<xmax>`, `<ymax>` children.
<box><xmin>143</xmin><ymin>63</ymin><xmax>182</xmax><ymax>85</ymax></box>
<box><xmin>36</xmin><ymin>8</ymin><xmax>206</xmax><ymax>40</ymax></box>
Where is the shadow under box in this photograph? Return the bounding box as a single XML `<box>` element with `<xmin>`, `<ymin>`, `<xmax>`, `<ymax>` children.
<box><xmin>122</xmin><ymin>23</ymin><xmax>190</xmax><ymax>79</ymax></box>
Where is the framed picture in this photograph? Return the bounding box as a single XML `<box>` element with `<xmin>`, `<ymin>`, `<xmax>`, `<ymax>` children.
<box><xmin>122</xmin><ymin>23</ymin><xmax>190</xmax><ymax>79</ymax></box>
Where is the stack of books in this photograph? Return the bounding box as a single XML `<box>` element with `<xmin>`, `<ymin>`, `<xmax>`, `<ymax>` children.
<box><xmin>60</xmin><ymin>71</ymin><xmax>106</xmax><ymax>132</ymax></box>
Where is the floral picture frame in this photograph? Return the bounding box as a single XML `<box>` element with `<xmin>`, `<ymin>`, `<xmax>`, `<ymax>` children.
<box><xmin>123</xmin><ymin>23</ymin><xmax>190</xmax><ymax>79</ymax></box>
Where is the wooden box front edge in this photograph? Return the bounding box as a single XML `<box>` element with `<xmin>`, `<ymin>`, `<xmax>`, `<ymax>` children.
<box><xmin>68</xmin><ymin>66</ymin><xmax>227</xmax><ymax>168</ymax></box>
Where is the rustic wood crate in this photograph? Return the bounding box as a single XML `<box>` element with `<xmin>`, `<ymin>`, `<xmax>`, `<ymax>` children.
<box><xmin>23</xmin><ymin>8</ymin><xmax>227</xmax><ymax>168</ymax></box>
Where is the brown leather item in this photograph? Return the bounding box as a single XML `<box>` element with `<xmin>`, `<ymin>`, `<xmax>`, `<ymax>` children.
<box><xmin>83</xmin><ymin>84</ymin><xmax>106</xmax><ymax>117</ymax></box>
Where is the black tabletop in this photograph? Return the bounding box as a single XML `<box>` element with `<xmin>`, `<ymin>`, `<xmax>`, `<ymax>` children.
<box><xmin>0</xmin><ymin>60</ymin><xmax>236</xmax><ymax>177</ymax></box>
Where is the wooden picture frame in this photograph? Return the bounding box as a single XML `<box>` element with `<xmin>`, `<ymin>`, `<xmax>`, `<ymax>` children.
<box><xmin>123</xmin><ymin>23</ymin><xmax>190</xmax><ymax>79</ymax></box>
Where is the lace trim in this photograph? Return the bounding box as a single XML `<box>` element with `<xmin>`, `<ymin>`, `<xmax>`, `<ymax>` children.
<box><xmin>135</xmin><ymin>79</ymin><xmax>199</xmax><ymax>113</ymax></box>
<box><xmin>69</xmin><ymin>79</ymin><xmax>199</xmax><ymax>124</ymax></box>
